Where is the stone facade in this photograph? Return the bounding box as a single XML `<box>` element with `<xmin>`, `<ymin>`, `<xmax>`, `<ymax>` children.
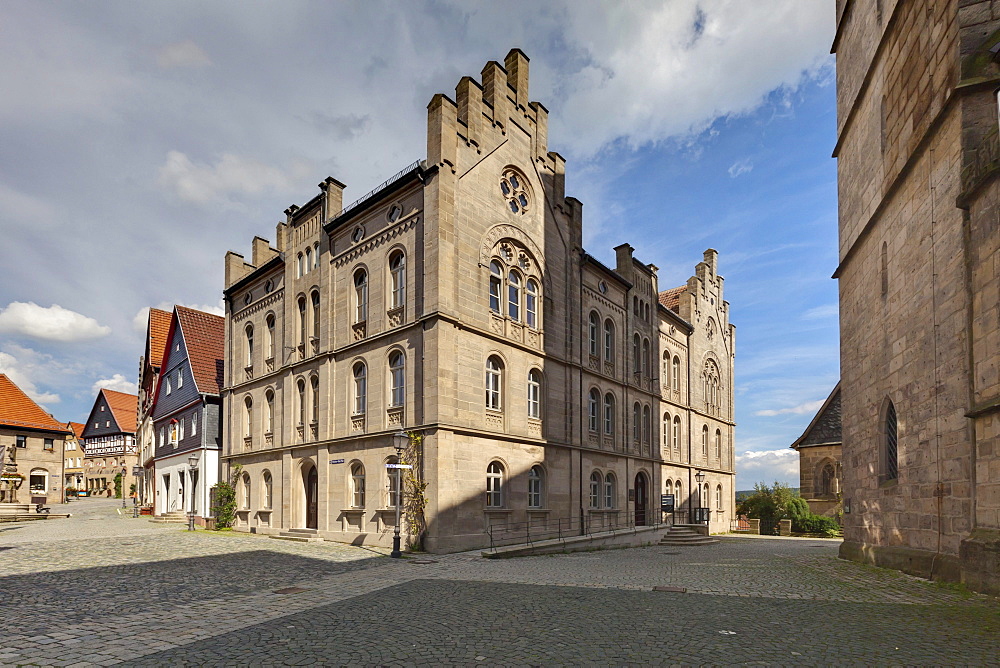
<box><xmin>221</xmin><ymin>50</ymin><xmax>736</xmax><ymax>552</ymax></box>
<box><xmin>791</xmin><ymin>384</ymin><xmax>842</xmax><ymax>517</ymax></box>
<box><xmin>834</xmin><ymin>0</ymin><xmax>1000</xmax><ymax>594</ymax></box>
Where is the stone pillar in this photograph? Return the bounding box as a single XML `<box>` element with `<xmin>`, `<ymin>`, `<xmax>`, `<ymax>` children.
<box><xmin>749</xmin><ymin>518</ymin><xmax>760</xmax><ymax>534</ymax></box>
<box><xmin>779</xmin><ymin>519</ymin><xmax>792</xmax><ymax>536</ymax></box>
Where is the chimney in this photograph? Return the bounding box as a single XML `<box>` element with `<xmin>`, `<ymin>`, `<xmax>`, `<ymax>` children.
<box><xmin>614</xmin><ymin>243</ymin><xmax>635</xmax><ymax>283</ymax></box>
<box><xmin>319</xmin><ymin>176</ymin><xmax>346</xmax><ymax>219</ymax></box>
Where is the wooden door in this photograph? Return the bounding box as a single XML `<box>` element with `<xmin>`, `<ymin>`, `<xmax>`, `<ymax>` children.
<box><xmin>634</xmin><ymin>473</ymin><xmax>647</xmax><ymax>526</ymax></box>
<box><xmin>306</xmin><ymin>467</ymin><xmax>318</xmax><ymax>529</ymax></box>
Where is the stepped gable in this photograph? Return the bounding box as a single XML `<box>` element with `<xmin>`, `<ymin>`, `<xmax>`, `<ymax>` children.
<box><xmin>0</xmin><ymin>374</ymin><xmax>68</xmax><ymax>432</ymax></box>
<box><xmin>175</xmin><ymin>306</ymin><xmax>224</xmax><ymax>395</ymax></box>
<box><xmin>658</xmin><ymin>286</ymin><xmax>687</xmax><ymax>313</ymax></box>
<box><xmin>102</xmin><ymin>389</ymin><xmax>138</xmax><ymax>433</ymax></box>
<box><xmin>147</xmin><ymin>308</ymin><xmax>172</xmax><ymax>368</ymax></box>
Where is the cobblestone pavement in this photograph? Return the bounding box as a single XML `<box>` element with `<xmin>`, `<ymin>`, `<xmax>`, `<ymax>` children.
<box><xmin>1</xmin><ymin>501</ymin><xmax>997</xmax><ymax>666</ymax></box>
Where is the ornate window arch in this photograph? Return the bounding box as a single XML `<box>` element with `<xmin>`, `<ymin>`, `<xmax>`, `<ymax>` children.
<box><xmin>500</xmin><ymin>167</ymin><xmax>531</xmax><ymax>215</ymax></box>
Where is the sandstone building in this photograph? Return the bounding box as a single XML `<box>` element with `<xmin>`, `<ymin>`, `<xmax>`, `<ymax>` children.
<box><xmin>834</xmin><ymin>0</ymin><xmax>1000</xmax><ymax>593</ymax></box>
<box><xmin>221</xmin><ymin>50</ymin><xmax>736</xmax><ymax>551</ymax></box>
<box><xmin>790</xmin><ymin>383</ymin><xmax>842</xmax><ymax>518</ymax></box>
<box><xmin>0</xmin><ymin>374</ymin><xmax>69</xmax><ymax>505</ymax></box>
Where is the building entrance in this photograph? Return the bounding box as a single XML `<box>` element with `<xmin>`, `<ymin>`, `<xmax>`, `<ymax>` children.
<box><xmin>304</xmin><ymin>466</ymin><xmax>318</xmax><ymax>529</ymax></box>
<box><xmin>634</xmin><ymin>472</ymin><xmax>648</xmax><ymax>526</ymax></box>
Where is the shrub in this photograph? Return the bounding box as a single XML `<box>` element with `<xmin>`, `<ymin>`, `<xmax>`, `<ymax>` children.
<box><xmin>211</xmin><ymin>465</ymin><xmax>242</xmax><ymax>529</ymax></box>
<box><xmin>794</xmin><ymin>514</ymin><xmax>841</xmax><ymax>536</ymax></box>
<box><xmin>785</xmin><ymin>497</ymin><xmax>810</xmax><ymax>524</ymax></box>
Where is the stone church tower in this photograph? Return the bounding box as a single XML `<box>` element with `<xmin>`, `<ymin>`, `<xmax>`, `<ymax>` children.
<box><xmin>834</xmin><ymin>1</ymin><xmax>1000</xmax><ymax>594</ymax></box>
<box><xmin>222</xmin><ymin>50</ymin><xmax>736</xmax><ymax>552</ymax></box>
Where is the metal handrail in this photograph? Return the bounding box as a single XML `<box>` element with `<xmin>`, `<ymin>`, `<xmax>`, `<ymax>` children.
<box><xmin>486</xmin><ymin>510</ymin><xmax>661</xmax><ymax>552</ymax></box>
<box><xmin>331</xmin><ymin>160</ymin><xmax>421</xmax><ymax>223</ymax></box>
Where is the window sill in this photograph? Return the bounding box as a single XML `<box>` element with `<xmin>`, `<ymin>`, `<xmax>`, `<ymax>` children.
<box><xmin>341</xmin><ymin>508</ymin><xmax>366</xmax><ymax>514</ymax></box>
<box><xmin>484</xmin><ymin>508</ymin><xmax>511</xmax><ymax>514</ymax></box>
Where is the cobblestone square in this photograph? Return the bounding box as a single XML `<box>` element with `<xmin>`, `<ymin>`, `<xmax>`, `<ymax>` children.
<box><xmin>1</xmin><ymin>499</ymin><xmax>997</xmax><ymax>666</ymax></box>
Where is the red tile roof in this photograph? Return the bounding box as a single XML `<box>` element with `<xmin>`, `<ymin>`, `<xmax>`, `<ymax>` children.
<box><xmin>102</xmin><ymin>389</ymin><xmax>138</xmax><ymax>434</ymax></box>
<box><xmin>68</xmin><ymin>422</ymin><xmax>86</xmax><ymax>439</ymax></box>
<box><xmin>0</xmin><ymin>374</ymin><xmax>70</xmax><ymax>433</ymax></box>
<box><xmin>176</xmin><ymin>306</ymin><xmax>225</xmax><ymax>395</ymax></box>
<box><xmin>147</xmin><ymin>308</ymin><xmax>172</xmax><ymax>369</ymax></box>
<box><xmin>658</xmin><ymin>286</ymin><xmax>687</xmax><ymax>313</ymax></box>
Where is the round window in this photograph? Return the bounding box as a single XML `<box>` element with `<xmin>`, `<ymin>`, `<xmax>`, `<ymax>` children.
<box><xmin>387</xmin><ymin>204</ymin><xmax>403</xmax><ymax>222</ymax></box>
<box><xmin>243</xmin><ymin>292</ymin><xmax>252</xmax><ymax>305</ymax></box>
<box><xmin>351</xmin><ymin>226</ymin><xmax>365</xmax><ymax>243</ymax></box>
<box><xmin>500</xmin><ymin>170</ymin><xmax>529</xmax><ymax>214</ymax></box>
<box><xmin>598</xmin><ymin>280</ymin><xmax>608</xmax><ymax>295</ymax></box>
<box><xmin>264</xmin><ymin>279</ymin><xmax>273</xmax><ymax>293</ymax></box>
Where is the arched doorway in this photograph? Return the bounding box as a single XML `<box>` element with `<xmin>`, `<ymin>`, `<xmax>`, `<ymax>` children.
<box><xmin>302</xmin><ymin>465</ymin><xmax>318</xmax><ymax>529</ymax></box>
<box><xmin>634</xmin><ymin>472</ymin><xmax>648</xmax><ymax>526</ymax></box>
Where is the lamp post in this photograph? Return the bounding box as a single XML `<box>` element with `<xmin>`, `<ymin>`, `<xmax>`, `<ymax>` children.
<box><xmin>694</xmin><ymin>470</ymin><xmax>706</xmax><ymax>524</ymax></box>
<box><xmin>187</xmin><ymin>452</ymin><xmax>199</xmax><ymax>532</ymax></box>
<box><xmin>390</xmin><ymin>429</ymin><xmax>408</xmax><ymax>558</ymax></box>
<box><xmin>121</xmin><ymin>466</ymin><xmax>128</xmax><ymax>508</ymax></box>
<box><xmin>132</xmin><ymin>465</ymin><xmax>143</xmax><ymax>517</ymax></box>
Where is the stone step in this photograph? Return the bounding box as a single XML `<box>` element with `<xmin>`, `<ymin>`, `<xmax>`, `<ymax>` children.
<box><xmin>659</xmin><ymin>537</ymin><xmax>719</xmax><ymax>546</ymax></box>
<box><xmin>272</xmin><ymin>528</ymin><xmax>323</xmax><ymax>543</ymax></box>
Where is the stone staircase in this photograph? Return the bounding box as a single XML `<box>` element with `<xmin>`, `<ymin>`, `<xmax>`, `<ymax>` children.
<box><xmin>149</xmin><ymin>510</ymin><xmax>187</xmax><ymax>524</ymax></box>
<box><xmin>659</xmin><ymin>524</ymin><xmax>719</xmax><ymax>546</ymax></box>
<box><xmin>270</xmin><ymin>527</ymin><xmax>324</xmax><ymax>543</ymax></box>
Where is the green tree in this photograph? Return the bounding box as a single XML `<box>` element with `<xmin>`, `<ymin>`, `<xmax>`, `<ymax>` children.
<box><xmin>211</xmin><ymin>465</ymin><xmax>242</xmax><ymax>529</ymax></box>
<box><xmin>113</xmin><ymin>472</ymin><xmax>123</xmax><ymax>499</ymax></box>
<box><xmin>736</xmin><ymin>481</ymin><xmax>794</xmax><ymax>534</ymax></box>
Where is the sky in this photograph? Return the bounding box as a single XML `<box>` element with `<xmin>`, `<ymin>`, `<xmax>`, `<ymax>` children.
<box><xmin>0</xmin><ymin>1</ymin><xmax>839</xmax><ymax>489</ymax></box>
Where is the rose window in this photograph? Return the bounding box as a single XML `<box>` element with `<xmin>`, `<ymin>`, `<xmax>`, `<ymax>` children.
<box><xmin>500</xmin><ymin>170</ymin><xmax>529</xmax><ymax>214</ymax></box>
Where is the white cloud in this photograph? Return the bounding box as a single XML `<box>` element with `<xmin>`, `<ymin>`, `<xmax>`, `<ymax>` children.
<box><xmin>735</xmin><ymin>449</ymin><xmax>799</xmax><ymax>483</ymax></box>
<box><xmin>802</xmin><ymin>303</ymin><xmax>838</xmax><ymax>320</ymax></box>
<box><xmin>155</xmin><ymin>40</ymin><xmax>212</xmax><ymax>69</ymax></box>
<box><xmin>0</xmin><ymin>302</ymin><xmax>111</xmax><ymax>342</ymax></box>
<box><xmin>132</xmin><ymin>307</ymin><xmax>152</xmax><ymax>333</ymax></box>
<box><xmin>157</xmin><ymin>151</ymin><xmax>313</xmax><ymax>206</ymax></box>
<box><xmin>728</xmin><ymin>158</ymin><xmax>753</xmax><ymax>178</ymax></box>
<box><xmin>755</xmin><ymin>399</ymin><xmax>825</xmax><ymax>417</ymax></box>
<box><xmin>555</xmin><ymin>2</ymin><xmax>833</xmax><ymax>157</ymax></box>
<box><xmin>0</xmin><ymin>350</ymin><xmax>60</xmax><ymax>405</ymax></box>
<box><xmin>91</xmin><ymin>374</ymin><xmax>137</xmax><ymax>395</ymax></box>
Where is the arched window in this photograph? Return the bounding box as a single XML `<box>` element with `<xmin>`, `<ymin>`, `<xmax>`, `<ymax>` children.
<box><xmin>354</xmin><ymin>268</ymin><xmax>368</xmax><ymax>323</ymax></box>
<box><xmin>507</xmin><ymin>270</ymin><xmax>521</xmax><ymax>321</ymax></box>
<box><xmin>676</xmin><ymin>480</ymin><xmax>682</xmax><ymax>508</ymax></box>
<box><xmin>389</xmin><ymin>352</ymin><xmax>405</xmax><ymax>407</ymax></box>
<box><xmin>604</xmin><ymin>319</ymin><xmax>614</xmax><ymax>361</ymax></box>
<box><xmin>351</xmin><ymin>463</ymin><xmax>365</xmax><ymax>507</ymax></box>
<box><xmin>526</xmin><ymin>278</ymin><xmax>539</xmax><ymax>329</ymax></box>
<box><xmin>884</xmin><ymin>400</ymin><xmax>898</xmax><ymax>481</ymax></box>
<box><xmin>304</xmin><ymin>247</ymin><xmax>312</xmax><ymax>274</ymax></box>
<box><xmin>703</xmin><ymin>483</ymin><xmax>710</xmax><ymax>508</ymax></box>
<box><xmin>310</xmin><ymin>375</ymin><xmax>320</xmax><ymax>424</ymax></box>
<box><xmin>603</xmin><ymin>393</ymin><xmax>615</xmax><ymax>435</ymax></box>
<box><xmin>632</xmin><ymin>403</ymin><xmax>641</xmax><ymax>443</ymax></box>
<box><xmin>263</xmin><ymin>471</ymin><xmax>272</xmax><ymax>509</ymax></box>
<box><xmin>662</xmin><ymin>352</ymin><xmax>670</xmax><ymax>389</ymax></box>
<box><xmin>387</xmin><ymin>456</ymin><xmax>401</xmax><ymax>507</ymax></box>
<box><xmin>353</xmin><ymin>363</ymin><xmax>367</xmax><ymax>415</ymax></box>
<box><xmin>311</xmin><ymin>291</ymin><xmax>320</xmax><ymax>342</ymax></box>
<box><xmin>662</xmin><ymin>413</ymin><xmax>670</xmax><ymax>447</ymax></box>
<box><xmin>588</xmin><ymin>311</ymin><xmax>600</xmax><ymax>357</ymax></box>
<box><xmin>489</xmin><ymin>261</ymin><xmax>502</xmax><ymax>313</ymax></box>
<box><xmin>642</xmin><ymin>338</ymin><xmax>650</xmax><ymax>377</ymax></box>
<box><xmin>527</xmin><ymin>369</ymin><xmax>541</xmax><ymax>419</ymax></box>
<box><xmin>486</xmin><ymin>356</ymin><xmax>503</xmax><ymax>411</ymax></box>
<box><xmin>673</xmin><ymin>415</ymin><xmax>681</xmax><ymax>451</ymax></box>
<box><xmin>665</xmin><ymin>479</ymin><xmax>673</xmax><ymax>497</ymax></box>
<box><xmin>296</xmin><ymin>253</ymin><xmax>303</xmax><ymax>278</ymax></box>
<box><xmin>701</xmin><ymin>425</ymin><xmax>709</xmax><ymax>457</ymax></box>
<box><xmin>715</xmin><ymin>484</ymin><xmax>723</xmax><ymax>510</ymax></box>
<box><xmin>297</xmin><ymin>296</ymin><xmax>306</xmax><ymax>349</ymax></box>
<box><xmin>242</xmin><ymin>473</ymin><xmax>251</xmax><ymax>509</ymax></box>
<box><xmin>265</xmin><ymin>314</ymin><xmax>275</xmax><ymax>360</ymax></box>
<box><xmin>528</xmin><ymin>465</ymin><xmax>543</xmax><ymax>509</ymax></box>
<box><xmin>589</xmin><ymin>471</ymin><xmax>602</xmax><ymax>508</ymax></box>
<box><xmin>245</xmin><ymin>324</ymin><xmax>254</xmax><ymax>367</ymax></box>
<box><xmin>264</xmin><ymin>389</ymin><xmax>274</xmax><ymax>434</ymax></box>
<box><xmin>632</xmin><ymin>334</ymin><xmax>641</xmax><ymax>374</ymax></box>
<box><xmin>588</xmin><ymin>389</ymin><xmax>600</xmax><ymax>432</ymax></box>
<box><xmin>633</xmin><ymin>296</ymin><xmax>638</xmax><ymax>315</ymax></box>
<box><xmin>243</xmin><ymin>396</ymin><xmax>253</xmax><ymax>437</ymax></box>
<box><xmin>642</xmin><ymin>405</ymin><xmax>650</xmax><ymax>444</ymax></box>
<box><xmin>715</xmin><ymin>429</ymin><xmax>722</xmax><ymax>461</ymax></box>
<box><xmin>390</xmin><ymin>251</ymin><xmax>406</xmax><ymax>309</ymax></box>
<box><xmin>296</xmin><ymin>379</ymin><xmax>306</xmax><ymax>426</ymax></box>
<box><xmin>672</xmin><ymin>356</ymin><xmax>680</xmax><ymax>390</ymax></box>
<box><xmin>604</xmin><ymin>473</ymin><xmax>616</xmax><ymax>508</ymax></box>
<box><xmin>486</xmin><ymin>462</ymin><xmax>504</xmax><ymax>507</ymax></box>
<box><xmin>313</xmin><ymin>242</ymin><xmax>319</xmax><ymax>269</ymax></box>
<box><xmin>881</xmin><ymin>240</ymin><xmax>888</xmax><ymax>297</ymax></box>
<box><xmin>821</xmin><ymin>463</ymin><xmax>836</xmax><ymax>496</ymax></box>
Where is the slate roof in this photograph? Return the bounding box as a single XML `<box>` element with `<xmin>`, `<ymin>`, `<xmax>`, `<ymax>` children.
<box><xmin>658</xmin><ymin>286</ymin><xmax>687</xmax><ymax>313</ymax></box>
<box><xmin>791</xmin><ymin>383</ymin><xmax>842</xmax><ymax>449</ymax></box>
<box><xmin>102</xmin><ymin>389</ymin><xmax>138</xmax><ymax>434</ymax></box>
<box><xmin>175</xmin><ymin>306</ymin><xmax>225</xmax><ymax>395</ymax></box>
<box><xmin>0</xmin><ymin>374</ymin><xmax>69</xmax><ymax>433</ymax></box>
<box><xmin>147</xmin><ymin>308</ymin><xmax>172</xmax><ymax>369</ymax></box>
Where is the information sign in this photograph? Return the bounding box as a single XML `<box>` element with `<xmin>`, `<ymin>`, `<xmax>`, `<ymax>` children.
<box><xmin>386</xmin><ymin>463</ymin><xmax>413</xmax><ymax>469</ymax></box>
<box><xmin>329</xmin><ymin>458</ymin><xmax>345</xmax><ymax>465</ymax></box>
<box><xmin>660</xmin><ymin>494</ymin><xmax>675</xmax><ymax>512</ymax></box>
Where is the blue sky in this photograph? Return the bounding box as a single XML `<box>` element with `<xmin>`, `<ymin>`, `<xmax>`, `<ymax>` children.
<box><xmin>0</xmin><ymin>1</ymin><xmax>837</xmax><ymax>489</ymax></box>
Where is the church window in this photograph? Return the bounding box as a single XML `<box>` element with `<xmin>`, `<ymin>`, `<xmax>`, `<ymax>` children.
<box><xmin>884</xmin><ymin>400</ymin><xmax>898</xmax><ymax>482</ymax></box>
<box><xmin>701</xmin><ymin>425</ymin><xmax>708</xmax><ymax>457</ymax></box>
<box><xmin>500</xmin><ymin>169</ymin><xmax>528</xmax><ymax>214</ymax></box>
<box><xmin>311</xmin><ymin>375</ymin><xmax>320</xmax><ymax>424</ymax></box>
<box><xmin>821</xmin><ymin>463</ymin><xmax>836</xmax><ymax>497</ymax></box>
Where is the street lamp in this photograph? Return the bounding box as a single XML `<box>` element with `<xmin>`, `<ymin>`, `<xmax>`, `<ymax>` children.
<box><xmin>390</xmin><ymin>429</ymin><xmax>408</xmax><ymax>558</ymax></box>
<box><xmin>121</xmin><ymin>467</ymin><xmax>128</xmax><ymax>508</ymax></box>
<box><xmin>694</xmin><ymin>470</ymin><xmax>706</xmax><ymax>524</ymax></box>
<box><xmin>132</xmin><ymin>465</ymin><xmax>143</xmax><ymax>517</ymax></box>
<box><xmin>187</xmin><ymin>452</ymin><xmax>199</xmax><ymax>532</ymax></box>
